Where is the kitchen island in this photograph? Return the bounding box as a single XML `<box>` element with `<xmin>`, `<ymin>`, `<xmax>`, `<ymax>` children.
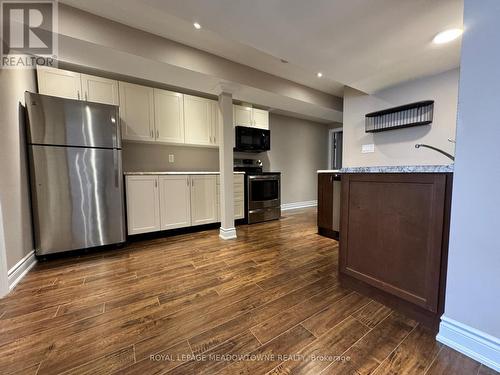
<box><xmin>318</xmin><ymin>165</ymin><xmax>453</xmax><ymax>330</ymax></box>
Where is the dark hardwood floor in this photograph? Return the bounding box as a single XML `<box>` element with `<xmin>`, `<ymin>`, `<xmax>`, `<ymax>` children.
<box><xmin>0</xmin><ymin>208</ymin><xmax>494</xmax><ymax>374</ymax></box>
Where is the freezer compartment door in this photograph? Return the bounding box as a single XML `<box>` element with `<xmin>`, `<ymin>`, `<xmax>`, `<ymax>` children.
<box><xmin>29</xmin><ymin>145</ymin><xmax>126</xmax><ymax>255</ymax></box>
<box><xmin>25</xmin><ymin>92</ymin><xmax>120</xmax><ymax>149</ymax></box>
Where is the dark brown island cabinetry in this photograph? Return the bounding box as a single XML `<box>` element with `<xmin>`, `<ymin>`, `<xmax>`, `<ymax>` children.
<box><xmin>339</xmin><ymin>173</ymin><xmax>453</xmax><ymax>330</ymax></box>
<box><xmin>317</xmin><ymin>172</ymin><xmax>341</xmax><ymax>240</ymax></box>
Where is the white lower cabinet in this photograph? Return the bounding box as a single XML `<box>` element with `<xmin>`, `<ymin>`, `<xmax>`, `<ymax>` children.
<box><xmin>217</xmin><ymin>174</ymin><xmax>245</xmax><ymax>221</ymax></box>
<box><xmin>190</xmin><ymin>175</ymin><xmax>218</xmax><ymax>226</ymax></box>
<box><xmin>159</xmin><ymin>176</ymin><xmax>191</xmax><ymax>230</ymax></box>
<box><xmin>126</xmin><ymin>176</ymin><xmax>160</xmax><ymax>235</ymax></box>
<box><xmin>126</xmin><ymin>173</ymin><xmax>243</xmax><ymax>235</ymax></box>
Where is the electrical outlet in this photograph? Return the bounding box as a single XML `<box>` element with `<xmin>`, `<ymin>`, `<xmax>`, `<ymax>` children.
<box><xmin>168</xmin><ymin>154</ymin><xmax>175</xmax><ymax>163</ymax></box>
<box><xmin>362</xmin><ymin>144</ymin><xmax>375</xmax><ymax>153</ymax></box>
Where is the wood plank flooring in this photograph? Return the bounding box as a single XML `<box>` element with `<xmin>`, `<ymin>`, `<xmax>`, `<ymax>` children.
<box><xmin>0</xmin><ymin>208</ymin><xmax>495</xmax><ymax>375</ymax></box>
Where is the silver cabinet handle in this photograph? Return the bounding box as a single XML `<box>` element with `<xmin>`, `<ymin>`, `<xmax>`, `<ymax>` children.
<box><xmin>85</xmin><ymin>92</ymin><xmax>88</xmax><ymax>101</ymax></box>
<box><xmin>154</xmin><ymin>179</ymin><xmax>158</xmax><ymax>188</ymax></box>
<box><xmin>77</xmin><ymin>91</ymin><xmax>80</xmax><ymax>100</ymax></box>
<box><xmin>156</xmin><ymin>129</ymin><xmax>159</xmax><ymax>138</ymax></box>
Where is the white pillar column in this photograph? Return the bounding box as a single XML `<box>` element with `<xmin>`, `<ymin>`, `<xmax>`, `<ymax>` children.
<box><xmin>218</xmin><ymin>92</ymin><xmax>236</xmax><ymax>240</ymax></box>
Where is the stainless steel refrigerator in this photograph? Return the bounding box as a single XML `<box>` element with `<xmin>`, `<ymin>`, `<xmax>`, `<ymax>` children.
<box><xmin>25</xmin><ymin>92</ymin><xmax>126</xmax><ymax>256</ymax></box>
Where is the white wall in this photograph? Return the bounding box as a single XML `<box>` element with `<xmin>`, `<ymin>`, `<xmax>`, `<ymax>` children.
<box><xmin>0</xmin><ymin>69</ymin><xmax>37</xmax><ymax>269</ymax></box>
<box><xmin>438</xmin><ymin>0</ymin><xmax>500</xmax><ymax>369</ymax></box>
<box><xmin>265</xmin><ymin>114</ymin><xmax>330</xmax><ymax>204</ymax></box>
<box><xmin>343</xmin><ymin>69</ymin><xmax>459</xmax><ymax>167</ymax></box>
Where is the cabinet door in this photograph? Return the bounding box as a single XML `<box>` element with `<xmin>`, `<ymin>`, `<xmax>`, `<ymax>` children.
<box><xmin>125</xmin><ymin>176</ymin><xmax>160</xmax><ymax>235</ymax></box>
<box><xmin>210</xmin><ymin>100</ymin><xmax>219</xmax><ymax>146</ymax></box>
<box><xmin>190</xmin><ymin>175</ymin><xmax>218</xmax><ymax>226</ymax></box>
<box><xmin>233</xmin><ymin>105</ymin><xmax>253</xmax><ymax>127</ymax></box>
<box><xmin>340</xmin><ymin>173</ymin><xmax>449</xmax><ymax>312</ymax></box>
<box><xmin>234</xmin><ymin>174</ymin><xmax>245</xmax><ymax>219</ymax></box>
<box><xmin>81</xmin><ymin>74</ymin><xmax>119</xmax><ymax>105</ymax></box>
<box><xmin>154</xmin><ymin>89</ymin><xmax>184</xmax><ymax>144</ymax></box>
<box><xmin>37</xmin><ymin>66</ymin><xmax>82</xmax><ymax>100</ymax></box>
<box><xmin>119</xmin><ymin>82</ymin><xmax>155</xmax><ymax>142</ymax></box>
<box><xmin>317</xmin><ymin>173</ymin><xmax>334</xmax><ymax>230</ymax></box>
<box><xmin>252</xmin><ymin>108</ymin><xmax>269</xmax><ymax>130</ymax></box>
<box><xmin>234</xmin><ymin>199</ymin><xmax>244</xmax><ymax>220</ymax></box>
<box><xmin>184</xmin><ymin>95</ymin><xmax>212</xmax><ymax>146</ymax></box>
<box><xmin>216</xmin><ymin>174</ymin><xmax>245</xmax><ymax>221</ymax></box>
<box><xmin>159</xmin><ymin>175</ymin><xmax>191</xmax><ymax>230</ymax></box>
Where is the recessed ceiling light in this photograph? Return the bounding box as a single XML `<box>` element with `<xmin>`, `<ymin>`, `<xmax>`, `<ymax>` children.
<box><xmin>280</xmin><ymin>58</ymin><xmax>289</xmax><ymax>64</ymax></box>
<box><xmin>433</xmin><ymin>28</ymin><xmax>463</xmax><ymax>44</ymax></box>
<box><xmin>193</xmin><ymin>22</ymin><xmax>201</xmax><ymax>30</ymax></box>
<box><xmin>317</xmin><ymin>72</ymin><xmax>323</xmax><ymax>78</ymax></box>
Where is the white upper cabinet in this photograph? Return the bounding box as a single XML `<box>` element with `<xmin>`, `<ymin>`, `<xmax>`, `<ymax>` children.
<box><xmin>154</xmin><ymin>89</ymin><xmax>184</xmax><ymax>144</ymax></box>
<box><xmin>37</xmin><ymin>66</ymin><xmax>82</xmax><ymax>100</ymax></box>
<box><xmin>184</xmin><ymin>95</ymin><xmax>212</xmax><ymax>146</ymax></box>
<box><xmin>190</xmin><ymin>175</ymin><xmax>218</xmax><ymax>226</ymax></box>
<box><xmin>81</xmin><ymin>74</ymin><xmax>119</xmax><ymax>105</ymax></box>
<box><xmin>126</xmin><ymin>176</ymin><xmax>160</xmax><ymax>235</ymax></box>
<box><xmin>233</xmin><ymin>105</ymin><xmax>253</xmax><ymax>127</ymax></box>
<box><xmin>37</xmin><ymin>67</ymin><xmax>120</xmax><ymax>106</ymax></box>
<box><xmin>233</xmin><ymin>105</ymin><xmax>269</xmax><ymax>130</ymax></box>
<box><xmin>211</xmin><ymin>100</ymin><xmax>219</xmax><ymax>146</ymax></box>
<box><xmin>119</xmin><ymin>82</ymin><xmax>155</xmax><ymax>142</ymax></box>
<box><xmin>252</xmin><ymin>108</ymin><xmax>270</xmax><ymax>130</ymax></box>
<box><xmin>159</xmin><ymin>175</ymin><xmax>191</xmax><ymax>230</ymax></box>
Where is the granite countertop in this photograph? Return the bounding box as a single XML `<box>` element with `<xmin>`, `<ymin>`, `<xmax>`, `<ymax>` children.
<box><xmin>124</xmin><ymin>171</ymin><xmax>245</xmax><ymax>175</ymax></box>
<box><xmin>317</xmin><ymin>164</ymin><xmax>454</xmax><ymax>174</ymax></box>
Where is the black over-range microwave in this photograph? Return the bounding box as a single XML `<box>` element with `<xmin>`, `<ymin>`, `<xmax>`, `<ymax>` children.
<box><xmin>234</xmin><ymin>126</ymin><xmax>270</xmax><ymax>152</ymax></box>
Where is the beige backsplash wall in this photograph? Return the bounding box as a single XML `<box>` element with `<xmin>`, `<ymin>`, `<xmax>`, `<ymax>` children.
<box><xmin>123</xmin><ymin>113</ymin><xmax>332</xmax><ymax>205</ymax></box>
<box><xmin>122</xmin><ymin>143</ymin><xmax>219</xmax><ymax>172</ymax></box>
<box><xmin>343</xmin><ymin>68</ymin><xmax>459</xmax><ymax>167</ymax></box>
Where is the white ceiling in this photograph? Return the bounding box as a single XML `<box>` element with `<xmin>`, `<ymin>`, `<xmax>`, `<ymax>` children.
<box><xmin>61</xmin><ymin>0</ymin><xmax>463</xmax><ymax>96</ymax></box>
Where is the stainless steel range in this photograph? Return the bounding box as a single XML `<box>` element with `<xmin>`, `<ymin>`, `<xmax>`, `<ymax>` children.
<box><xmin>234</xmin><ymin>159</ymin><xmax>281</xmax><ymax>224</ymax></box>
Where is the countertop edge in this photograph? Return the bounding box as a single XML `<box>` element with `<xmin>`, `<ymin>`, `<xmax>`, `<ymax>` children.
<box><xmin>317</xmin><ymin>165</ymin><xmax>454</xmax><ymax>174</ymax></box>
<box><xmin>124</xmin><ymin>171</ymin><xmax>245</xmax><ymax>175</ymax></box>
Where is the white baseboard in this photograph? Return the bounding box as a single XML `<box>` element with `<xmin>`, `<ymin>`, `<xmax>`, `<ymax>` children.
<box><xmin>219</xmin><ymin>227</ymin><xmax>237</xmax><ymax>240</ymax></box>
<box><xmin>437</xmin><ymin>315</ymin><xmax>500</xmax><ymax>372</ymax></box>
<box><xmin>281</xmin><ymin>200</ymin><xmax>317</xmax><ymax>211</ymax></box>
<box><xmin>8</xmin><ymin>250</ymin><xmax>37</xmax><ymax>291</ymax></box>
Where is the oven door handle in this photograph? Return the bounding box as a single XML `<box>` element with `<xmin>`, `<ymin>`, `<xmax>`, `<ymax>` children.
<box><xmin>248</xmin><ymin>175</ymin><xmax>280</xmax><ymax>180</ymax></box>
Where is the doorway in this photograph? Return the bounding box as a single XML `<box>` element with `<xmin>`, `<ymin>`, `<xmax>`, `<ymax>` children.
<box><xmin>328</xmin><ymin>128</ymin><xmax>343</xmax><ymax>170</ymax></box>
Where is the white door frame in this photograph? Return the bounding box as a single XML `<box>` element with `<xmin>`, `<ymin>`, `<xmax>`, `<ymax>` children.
<box><xmin>328</xmin><ymin>127</ymin><xmax>343</xmax><ymax>170</ymax></box>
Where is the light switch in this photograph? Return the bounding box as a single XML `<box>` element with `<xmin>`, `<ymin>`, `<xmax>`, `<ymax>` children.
<box><xmin>362</xmin><ymin>144</ymin><xmax>375</xmax><ymax>153</ymax></box>
<box><xmin>168</xmin><ymin>154</ymin><xmax>175</xmax><ymax>163</ymax></box>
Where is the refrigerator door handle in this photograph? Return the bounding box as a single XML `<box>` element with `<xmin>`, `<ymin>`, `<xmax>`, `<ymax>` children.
<box><xmin>113</xmin><ymin>149</ymin><xmax>119</xmax><ymax>187</ymax></box>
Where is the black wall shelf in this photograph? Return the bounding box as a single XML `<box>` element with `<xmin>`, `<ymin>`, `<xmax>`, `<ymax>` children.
<box><xmin>365</xmin><ymin>100</ymin><xmax>434</xmax><ymax>133</ymax></box>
